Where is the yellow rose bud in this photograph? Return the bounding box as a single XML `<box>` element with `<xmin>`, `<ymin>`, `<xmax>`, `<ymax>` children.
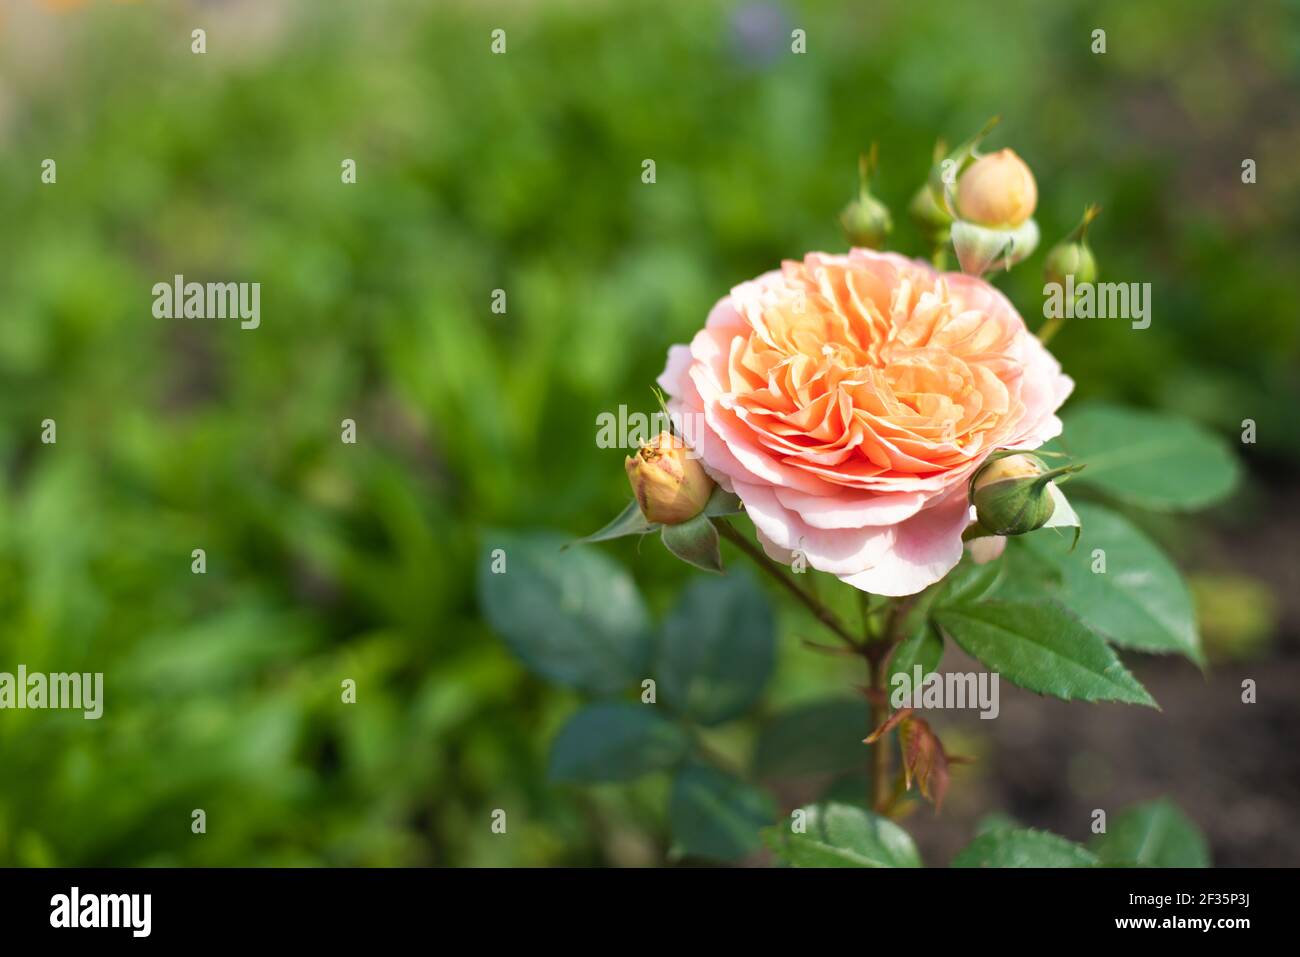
<box><xmin>956</xmin><ymin>148</ymin><xmax>1038</xmax><ymax>228</ymax></box>
<box><xmin>976</xmin><ymin>452</ymin><xmax>1047</xmax><ymax>486</ymax></box>
<box><xmin>625</xmin><ymin>432</ymin><xmax>714</xmax><ymax>525</ymax></box>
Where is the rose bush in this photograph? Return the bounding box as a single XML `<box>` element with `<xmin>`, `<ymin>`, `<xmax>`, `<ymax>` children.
<box><xmin>482</xmin><ymin>124</ymin><xmax>1239</xmax><ymax>866</ymax></box>
<box><xmin>657</xmin><ymin>249</ymin><xmax>1072</xmax><ymax>595</ymax></box>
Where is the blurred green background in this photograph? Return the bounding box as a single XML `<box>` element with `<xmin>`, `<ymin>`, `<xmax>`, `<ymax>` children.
<box><xmin>1</xmin><ymin>0</ymin><xmax>1297</xmax><ymax>866</ymax></box>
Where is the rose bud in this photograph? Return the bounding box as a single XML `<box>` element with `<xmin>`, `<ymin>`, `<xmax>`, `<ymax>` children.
<box><xmin>1044</xmin><ymin>240</ymin><xmax>1097</xmax><ymax>288</ymax></box>
<box><xmin>909</xmin><ymin>181</ymin><xmax>952</xmax><ymax>242</ymax></box>
<box><xmin>912</xmin><ymin>134</ymin><xmax>960</xmax><ymax>265</ymax></box>
<box><xmin>839</xmin><ymin>146</ymin><xmax>893</xmax><ymax>250</ymax></box>
<box><xmin>1044</xmin><ymin>205</ymin><xmax>1100</xmax><ymax>289</ymax></box>
<box><xmin>841</xmin><ymin>193</ymin><xmax>893</xmax><ymax>249</ymax></box>
<box><xmin>625</xmin><ymin>431</ymin><xmax>714</xmax><ymax>525</ymax></box>
<box><xmin>970</xmin><ymin>453</ymin><xmax>1081</xmax><ymax>537</ymax></box>
<box><xmin>956</xmin><ymin>148</ymin><xmax>1038</xmax><ymax>228</ymax></box>
<box><xmin>951</xmin><ymin>217</ymin><xmax>1039</xmax><ymax>276</ymax></box>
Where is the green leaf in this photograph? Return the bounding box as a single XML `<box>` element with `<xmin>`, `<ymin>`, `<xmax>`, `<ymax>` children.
<box><xmin>669</xmin><ymin>763</ymin><xmax>775</xmax><ymax>862</ymax></box>
<box><xmin>1091</xmin><ymin>798</ymin><xmax>1210</xmax><ymax>867</ymax></box>
<box><xmin>766</xmin><ymin>802</ymin><xmax>922</xmax><ymax>868</ymax></box>
<box><xmin>657</xmin><ymin>569</ymin><xmax>775</xmax><ymax>725</ymax></box>
<box><xmin>1024</xmin><ymin>503</ymin><xmax>1203</xmax><ymax>664</ymax></box>
<box><xmin>1054</xmin><ymin>402</ymin><xmax>1239</xmax><ymax>510</ymax></box>
<box><xmin>953</xmin><ymin>827</ymin><xmax>1100</xmax><ymax>867</ymax></box>
<box><xmin>991</xmin><ymin>536</ymin><xmax>1062</xmax><ymax>601</ymax></box>
<box><xmin>938</xmin><ymin>554</ymin><xmax>1006</xmax><ymax>606</ymax></box>
<box><xmin>477</xmin><ymin>530</ymin><xmax>651</xmax><ymax>694</ymax></box>
<box><xmin>887</xmin><ymin>618</ymin><xmax>944</xmax><ymax>689</ymax></box>
<box><xmin>974</xmin><ymin>812</ymin><xmax>1020</xmax><ymax>836</ymax></box>
<box><xmin>703</xmin><ymin>486</ymin><xmax>744</xmax><ymax>517</ymax></box>
<box><xmin>935</xmin><ymin>601</ymin><xmax>1156</xmax><ymax>707</ymax></box>
<box><xmin>886</xmin><ymin>556</ymin><xmax>1016</xmax><ymax>688</ymax></box>
<box><xmin>754</xmin><ymin>699</ymin><xmax>871</xmax><ymax>779</ymax></box>
<box><xmin>660</xmin><ymin>513</ymin><xmax>722</xmax><ymax>572</ymax></box>
<box><xmin>548</xmin><ymin>703</ymin><xmax>689</xmax><ymax>783</ymax></box>
<box><xmin>573</xmin><ymin>498</ymin><xmax>657</xmax><ymax>544</ymax></box>
<box><xmin>881</xmin><ymin>566</ymin><xmax>969</xmax><ymax>688</ymax></box>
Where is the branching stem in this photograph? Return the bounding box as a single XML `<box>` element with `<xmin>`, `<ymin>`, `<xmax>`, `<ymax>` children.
<box><xmin>718</xmin><ymin>519</ymin><xmax>923</xmax><ymax>816</ymax></box>
<box><xmin>716</xmin><ymin>520</ymin><xmax>860</xmax><ymax>651</ymax></box>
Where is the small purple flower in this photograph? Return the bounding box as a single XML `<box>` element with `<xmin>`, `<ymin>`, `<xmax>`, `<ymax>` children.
<box><xmin>729</xmin><ymin>2</ymin><xmax>791</xmax><ymax>69</ymax></box>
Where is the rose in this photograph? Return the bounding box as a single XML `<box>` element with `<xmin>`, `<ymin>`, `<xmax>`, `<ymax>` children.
<box><xmin>656</xmin><ymin>249</ymin><xmax>1073</xmax><ymax>595</ymax></box>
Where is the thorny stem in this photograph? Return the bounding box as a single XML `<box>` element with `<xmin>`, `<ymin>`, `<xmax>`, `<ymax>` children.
<box><xmin>863</xmin><ymin>595</ymin><xmax>918</xmax><ymax>813</ymax></box>
<box><xmin>716</xmin><ymin>520</ymin><xmax>860</xmax><ymax>651</ymax></box>
<box><xmin>718</xmin><ymin>518</ymin><xmax>921</xmax><ymax>816</ymax></box>
<box><xmin>867</xmin><ymin>653</ymin><xmax>890</xmax><ymax>811</ymax></box>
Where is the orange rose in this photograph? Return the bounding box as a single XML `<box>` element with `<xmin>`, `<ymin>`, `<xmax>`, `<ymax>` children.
<box><xmin>658</xmin><ymin>249</ymin><xmax>1072</xmax><ymax>595</ymax></box>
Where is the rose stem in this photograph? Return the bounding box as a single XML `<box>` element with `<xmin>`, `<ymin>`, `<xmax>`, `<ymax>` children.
<box><xmin>1037</xmin><ymin>315</ymin><xmax>1064</xmax><ymax>345</ymax></box>
<box><xmin>863</xmin><ymin>596</ymin><xmax>919</xmax><ymax>814</ymax></box>
<box><xmin>716</xmin><ymin>518</ymin><xmax>910</xmax><ymax>814</ymax></box>
<box><xmin>715</xmin><ymin>519</ymin><xmax>861</xmax><ymax>651</ymax></box>
<box><xmin>868</xmin><ymin>653</ymin><xmax>890</xmax><ymax>811</ymax></box>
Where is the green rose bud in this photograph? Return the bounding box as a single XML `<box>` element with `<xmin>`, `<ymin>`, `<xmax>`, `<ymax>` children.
<box><xmin>970</xmin><ymin>453</ymin><xmax>1082</xmax><ymax>536</ymax></box>
<box><xmin>1044</xmin><ymin>241</ymin><xmax>1097</xmax><ymax>288</ymax></box>
<box><xmin>841</xmin><ymin>193</ymin><xmax>893</xmax><ymax>249</ymax></box>
<box><xmin>909</xmin><ymin>180</ymin><xmax>952</xmax><ymax>243</ymax></box>
<box><xmin>840</xmin><ymin>146</ymin><xmax>893</xmax><ymax>250</ymax></box>
<box><xmin>1044</xmin><ymin>205</ymin><xmax>1101</xmax><ymax>288</ymax></box>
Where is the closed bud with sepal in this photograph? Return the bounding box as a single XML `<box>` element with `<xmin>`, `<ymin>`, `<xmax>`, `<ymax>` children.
<box><xmin>839</xmin><ymin>145</ymin><xmax>893</xmax><ymax>250</ymax></box>
<box><xmin>970</xmin><ymin>452</ymin><xmax>1083</xmax><ymax>537</ymax></box>
<box><xmin>625</xmin><ymin>432</ymin><xmax>714</xmax><ymax>525</ymax></box>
